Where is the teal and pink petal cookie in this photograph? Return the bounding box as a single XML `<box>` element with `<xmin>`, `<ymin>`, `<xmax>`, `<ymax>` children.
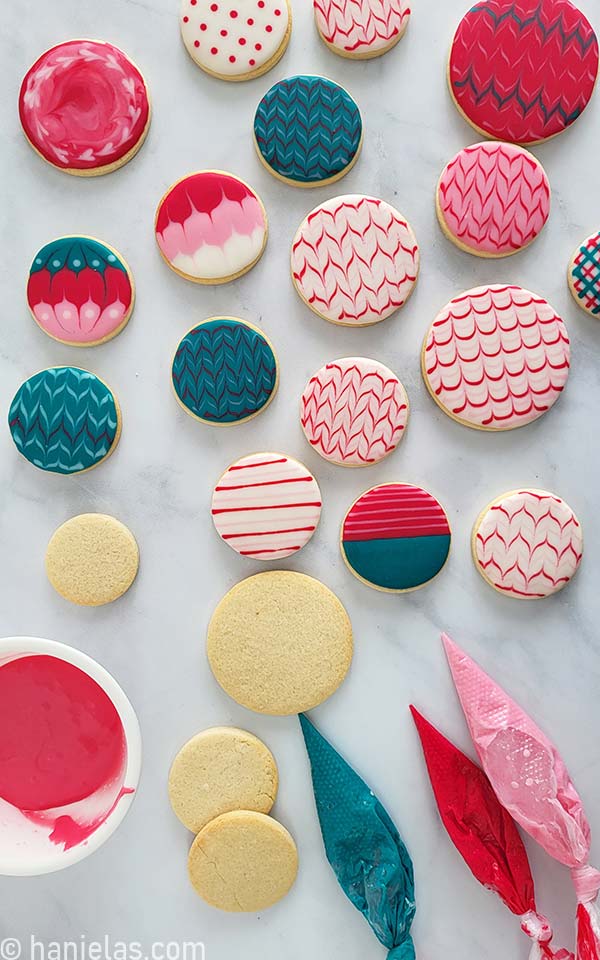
<box><xmin>27</xmin><ymin>237</ymin><xmax>134</xmax><ymax>346</ymax></box>
<box><xmin>8</xmin><ymin>367</ymin><xmax>121</xmax><ymax>475</ymax></box>
<box><xmin>172</xmin><ymin>317</ymin><xmax>278</xmax><ymax>425</ymax></box>
<box><xmin>568</xmin><ymin>230</ymin><xmax>600</xmax><ymax>316</ymax></box>
<box><xmin>341</xmin><ymin>483</ymin><xmax>451</xmax><ymax>592</ymax></box>
<box><xmin>314</xmin><ymin>0</ymin><xmax>411</xmax><ymax>59</ymax></box>
<box><xmin>155</xmin><ymin>171</ymin><xmax>268</xmax><ymax>283</ymax></box>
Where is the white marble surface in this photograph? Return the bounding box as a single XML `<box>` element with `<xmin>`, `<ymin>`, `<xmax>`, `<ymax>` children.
<box><xmin>2</xmin><ymin>1</ymin><xmax>600</xmax><ymax>957</ymax></box>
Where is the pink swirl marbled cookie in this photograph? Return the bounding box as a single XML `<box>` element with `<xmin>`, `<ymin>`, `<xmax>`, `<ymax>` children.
<box><xmin>437</xmin><ymin>142</ymin><xmax>551</xmax><ymax>257</ymax></box>
<box><xmin>314</xmin><ymin>0</ymin><xmax>411</xmax><ymax>59</ymax></box>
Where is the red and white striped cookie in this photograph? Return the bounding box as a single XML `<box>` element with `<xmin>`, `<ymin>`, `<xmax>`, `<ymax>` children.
<box><xmin>211</xmin><ymin>453</ymin><xmax>322</xmax><ymax>560</ymax></box>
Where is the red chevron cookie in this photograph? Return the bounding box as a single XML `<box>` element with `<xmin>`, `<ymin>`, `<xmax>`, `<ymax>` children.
<box><xmin>449</xmin><ymin>0</ymin><xmax>599</xmax><ymax>144</ymax></box>
<box><xmin>314</xmin><ymin>0</ymin><xmax>411</xmax><ymax>59</ymax></box>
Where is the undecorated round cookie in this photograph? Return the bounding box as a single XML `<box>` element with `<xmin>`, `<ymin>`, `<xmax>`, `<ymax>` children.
<box><xmin>422</xmin><ymin>285</ymin><xmax>570</xmax><ymax>431</ymax></box>
<box><xmin>568</xmin><ymin>230</ymin><xmax>600</xmax><ymax>317</ymax></box>
<box><xmin>188</xmin><ymin>810</ymin><xmax>298</xmax><ymax>911</ymax></box>
<box><xmin>314</xmin><ymin>0</ymin><xmax>410</xmax><ymax>59</ymax></box>
<box><xmin>300</xmin><ymin>358</ymin><xmax>409</xmax><ymax>466</ymax></box>
<box><xmin>254</xmin><ymin>76</ymin><xmax>363</xmax><ymax>187</ymax></box>
<box><xmin>473</xmin><ymin>489</ymin><xmax>583</xmax><ymax>599</ymax></box>
<box><xmin>291</xmin><ymin>195</ymin><xmax>419</xmax><ymax>326</ymax></box>
<box><xmin>207</xmin><ymin>571</ymin><xmax>353</xmax><ymax>715</ymax></box>
<box><xmin>169</xmin><ymin>727</ymin><xmax>278</xmax><ymax>833</ymax></box>
<box><xmin>45</xmin><ymin>514</ymin><xmax>139</xmax><ymax>606</ymax></box>
<box><xmin>437</xmin><ymin>142</ymin><xmax>551</xmax><ymax>258</ymax></box>
<box><xmin>181</xmin><ymin>0</ymin><xmax>292</xmax><ymax>81</ymax></box>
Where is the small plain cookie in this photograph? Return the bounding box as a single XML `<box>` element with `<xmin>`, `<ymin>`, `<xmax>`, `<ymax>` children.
<box><xmin>473</xmin><ymin>489</ymin><xmax>583</xmax><ymax>599</ymax></box>
<box><xmin>188</xmin><ymin>810</ymin><xmax>298</xmax><ymax>911</ymax></box>
<box><xmin>155</xmin><ymin>171</ymin><xmax>267</xmax><ymax>283</ymax></box>
<box><xmin>19</xmin><ymin>40</ymin><xmax>151</xmax><ymax>176</ymax></box>
<box><xmin>212</xmin><ymin>453</ymin><xmax>322</xmax><ymax>559</ymax></box>
<box><xmin>568</xmin><ymin>230</ymin><xmax>600</xmax><ymax>316</ymax></box>
<box><xmin>314</xmin><ymin>0</ymin><xmax>410</xmax><ymax>59</ymax></box>
<box><xmin>181</xmin><ymin>0</ymin><xmax>292</xmax><ymax>81</ymax></box>
<box><xmin>300</xmin><ymin>358</ymin><xmax>409</xmax><ymax>466</ymax></box>
<box><xmin>172</xmin><ymin>318</ymin><xmax>278</xmax><ymax>425</ymax></box>
<box><xmin>437</xmin><ymin>142</ymin><xmax>551</xmax><ymax>258</ymax></box>
<box><xmin>27</xmin><ymin>237</ymin><xmax>134</xmax><ymax>346</ymax></box>
<box><xmin>169</xmin><ymin>727</ymin><xmax>278</xmax><ymax>833</ymax></box>
<box><xmin>422</xmin><ymin>285</ymin><xmax>570</xmax><ymax>431</ymax></box>
<box><xmin>45</xmin><ymin>514</ymin><xmax>139</xmax><ymax>606</ymax></box>
<box><xmin>341</xmin><ymin>483</ymin><xmax>451</xmax><ymax>593</ymax></box>
<box><xmin>207</xmin><ymin>571</ymin><xmax>353</xmax><ymax>715</ymax></box>
<box><xmin>9</xmin><ymin>367</ymin><xmax>121</xmax><ymax>475</ymax></box>
<box><xmin>254</xmin><ymin>76</ymin><xmax>363</xmax><ymax>187</ymax></box>
<box><xmin>291</xmin><ymin>195</ymin><xmax>419</xmax><ymax>326</ymax></box>
<box><xmin>448</xmin><ymin>0</ymin><xmax>599</xmax><ymax>145</ymax></box>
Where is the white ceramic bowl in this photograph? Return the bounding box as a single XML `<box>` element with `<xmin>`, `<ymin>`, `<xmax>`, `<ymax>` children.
<box><xmin>0</xmin><ymin>636</ymin><xmax>142</xmax><ymax>876</ymax></box>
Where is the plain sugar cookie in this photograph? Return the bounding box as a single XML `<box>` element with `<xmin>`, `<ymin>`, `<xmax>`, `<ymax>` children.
<box><xmin>448</xmin><ymin>0</ymin><xmax>599</xmax><ymax>145</ymax></box>
<box><xmin>254</xmin><ymin>76</ymin><xmax>363</xmax><ymax>187</ymax></box>
<box><xmin>341</xmin><ymin>483</ymin><xmax>451</xmax><ymax>592</ymax></box>
<box><xmin>207</xmin><ymin>571</ymin><xmax>353</xmax><ymax>715</ymax></box>
<box><xmin>212</xmin><ymin>453</ymin><xmax>322</xmax><ymax>559</ymax></box>
<box><xmin>188</xmin><ymin>810</ymin><xmax>298</xmax><ymax>911</ymax></box>
<box><xmin>168</xmin><ymin>727</ymin><xmax>278</xmax><ymax>833</ymax></box>
<box><xmin>291</xmin><ymin>195</ymin><xmax>419</xmax><ymax>326</ymax></box>
<box><xmin>422</xmin><ymin>285</ymin><xmax>570</xmax><ymax>431</ymax></box>
<box><xmin>181</xmin><ymin>0</ymin><xmax>291</xmax><ymax>81</ymax></box>
<box><xmin>314</xmin><ymin>0</ymin><xmax>410</xmax><ymax>59</ymax></box>
<box><xmin>300</xmin><ymin>358</ymin><xmax>409</xmax><ymax>466</ymax></box>
<box><xmin>19</xmin><ymin>40</ymin><xmax>150</xmax><ymax>176</ymax></box>
<box><xmin>568</xmin><ymin>230</ymin><xmax>600</xmax><ymax>316</ymax></box>
<box><xmin>437</xmin><ymin>142</ymin><xmax>551</xmax><ymax>258</ymax></box>
<box><xmin>45</xmin><ymin>514</ymin><xmax>139</xmax><ymax>606</ymax></box>
<box><xmin>473</xmin><ymin>489</ymin><xmax>583</xmax><ymax>599</ymax></box>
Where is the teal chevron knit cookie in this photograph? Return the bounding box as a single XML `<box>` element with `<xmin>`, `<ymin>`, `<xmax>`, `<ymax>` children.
<box><xmin>253</xmin><ymin>75</ymin><xmax>363</xmax><ymax>187</ymax></box>
<box><xmin>172</xmin><ymin>317</ymin><xmax>279</xmax><ymax>425</ymax></box>
<box><xmin>8</xmin><ymin>367</ymin><xmax>121</xmax><ymax>475</ymax></box>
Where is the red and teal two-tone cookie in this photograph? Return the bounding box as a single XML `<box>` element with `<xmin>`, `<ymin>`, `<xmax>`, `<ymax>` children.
<box><xmin>341</xmin><ymin>483</ymin><xmax>451</xmax><ymax>593</ymax></box>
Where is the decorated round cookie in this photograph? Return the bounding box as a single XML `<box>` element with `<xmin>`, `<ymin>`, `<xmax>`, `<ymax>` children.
<box><xmin>172</xmin><ymin>318</ymin><xmax>278</xmax><ymax>425</ymax></box>
<box><xmin>155</xmin><ymin>171</ymin><xmax>267</xmax><ymax>283</ymax></box>
<box><xmin>448</xmin><ymin>0</ymin><xmax>600</xmax><ymax>145</ymax></box>
<box><xmin>473</xmin><ymin>489</ymin><xmax>583</xmax><ymax>599</ymax></box>
<box><xmin>212</xmin><ymin>453</ymin><xmax>321</xmax><ymax>560</ymax></box>
<box><xmin>341</xmin><ymin>483</ymin><xmax>451</xmax><ymax>593</ymax></box>
<box><xmin>181</xmin><ymin>0</ymin><xmax>292</xmax><ymax>80</ymax></box>
<box><xmin>254</xmin><ymin>76</ymin><xmax>363</xmax><ymax>187</ymax></box>
<box><xmin>437</xmin><ymin>142</ymin><xmax>551</xmax><ymax>257</ymax></box>
<box><xmin>27</xmin><ymin>237</ymin><xmax>134</xmax><ymax>346</ymax></box>
<box><xmin>314</xmin><ymin>0</ymin><xmax>411</xmax><ymax>59</ymax></box>
<box><xmin>291</xmin><ymin>195</ymin><xmax>419</xmax><ymax>326</ymax></box>
<box><xmin>19</xmin><ymin>40</ymin><xmax>151</xmax><ymax>175</ymax></box>
<box><xmin>300</xmin><ymin>358</ymin><xmax>409</xmax><ymax>466</ymax></box>
<box><xmin>8</xmin><ymin>367</ymin><xmax>121</xmax><ymax>475</ymax></box>
<box><xmin>568</xmin><ymin>230</ymin><xmax>600</xmax><ymax>316</ymax></box>
<box><xmin>422</xmin><ymin>285</ymin><xmax>570</xmax><ymax>431</ymax></box>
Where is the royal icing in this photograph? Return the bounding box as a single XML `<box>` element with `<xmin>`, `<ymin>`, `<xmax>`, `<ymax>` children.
<box><xmin>156</xmin><ymin>171</ymin><xmax>267</xmax><ymax>282</ymax></box>
<box><xmin>291</xmin><ymin>195</ymin><xmax>419</xmax><ymax>325</ymax></box>
<box><xmin>314</xmin><ymin>0</ymin><xmax>411</xmax><ymax>56</ymax></box>
<box><xmin>449</xmin><ymin>0</ymin><xmax>600</xmax><ymax>144</ymax></box>
<box><xmin>423</xmin><ymin>285</ymin><xmax>570</xmax><ymax>430</ymax></box>
<box><xmin>301</xmin><ymin>358</ymin><xmax>409</xmax><ymax>466</ymax></box>
<box><xmin>19</xmin><ymin>40</ymin><xmax>150</xmax><ymax>172</ymax></box>
<box><xmin>181</xmin><ymin>0</ymin><xmax>290</xmax><ymax>77</ymax></box>
<box><xmin>9</xmin><ymin>367</ymin><xmax>120</xmax><ymax>474</ymax></box>
<box><xmin>437</xmin><ymin>142</ymin><xmax>551</xmax><ymax>256</ymax></box>
<box><xmin>341</xmin><ymin>483</ymin><xmax>451</xmax><ymax>592</ymax></box>
<box><xmin>212</xmin><ymin>453</ymin><xmax>322</xmax><ymax>560</ymax></box>
<box><xmin>27</xmin><ymin>237</ymin><xmax>133</xmax><ymax>345</ymax></box>
<box><xmin>569</xmin><ymin>230</ymin><xmax>600</xmax><ymax>316</ymax></box>
<box><xmin>474</xmin><ymin>489</ymin><xmax>583</xmax><ymax>598</ymax></box>
<box><xmin>172</xmin><ymin>318</ymin><xmax>278</xmax><ymax>424</ymax></box>
<box><xmin>254</xmin><ymin>76</ymin><xmax>363</xmax><ymax>185</ymax></box>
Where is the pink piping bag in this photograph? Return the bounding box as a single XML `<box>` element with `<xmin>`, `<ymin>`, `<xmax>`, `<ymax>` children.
<box><xmin>443</xmin><ymin>634</ymin><xmax>600</xmax><ymax>960</ymax></box>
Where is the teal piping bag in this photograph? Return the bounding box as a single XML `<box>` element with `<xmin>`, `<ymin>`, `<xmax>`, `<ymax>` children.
<box><xmin>299</xmin><ymin>713</ymin><xmax>416</xmax><ymax>960</ymax></box>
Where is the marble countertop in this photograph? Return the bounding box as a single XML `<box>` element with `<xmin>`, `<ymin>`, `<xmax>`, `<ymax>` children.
<box><xmin>2</xmin><ymin>1</ymin><xmax>600</xmax><ymax>957</ymax></box>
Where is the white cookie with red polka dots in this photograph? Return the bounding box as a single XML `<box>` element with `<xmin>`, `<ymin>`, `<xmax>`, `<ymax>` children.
<box><xmin>181</xmin><ymin>0</ymin><xmax>291</xmax><ymax>81</ymax></box>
